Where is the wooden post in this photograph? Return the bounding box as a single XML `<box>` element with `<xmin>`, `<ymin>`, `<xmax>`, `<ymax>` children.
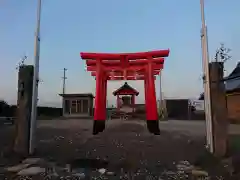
<box><xmin>131</xmin><ymin>95</ymin><xmax>135</xmax><ymax>112</ymax></box>
<box><xmin>209</xmin><ymin>62</ymin><xmax>229</xmax><ymax>157</ymax></box>
<box><xmin>14</xmin><ymin>65</ymin><xmax>34</xmax><ymax>156</ymax></box>
<box><xmin>117</xmin><ymin>95</ymin><xmax>120</xmax><ymax>110</ymax></box>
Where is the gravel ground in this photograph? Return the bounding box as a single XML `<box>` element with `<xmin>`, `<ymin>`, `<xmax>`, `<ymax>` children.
<box><xmin>0</xmin><ymin>119</ymin><xmax>239</xmax><ymax>179</ymax></box>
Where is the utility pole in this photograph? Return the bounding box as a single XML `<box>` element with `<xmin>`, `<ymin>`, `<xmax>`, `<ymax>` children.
<box><xmin>29</xmin><ymin>0</ymin><xmax>42</xmax><ymax>154</ymax></box>
<box><xmin>62</xmin><ymin>68</ymin><xmax>67</xmax><ymax>114</ymax></box>
<box><xmin>62</xmin><ymin>68</ymin><xmax>67</xmax><ymax>95</ymax></box>
<box><xmin>200</xmin><ymin>0</ymin><xmax>213</xmax><ymax>153</ymax></box>
<box><xmin>159</xmin><ymin>70</ymin><xmax>163</xmax><ymax>115</ymax></box>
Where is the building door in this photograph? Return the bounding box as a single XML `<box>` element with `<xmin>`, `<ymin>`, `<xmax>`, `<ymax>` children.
<box><xmin>71</xmin><ymin>100</ymin><xmax>78</xmax><ymax>114</ymax></box>
<box><xmin>82</xmin><ymin>99</ymin><xmax>89</xmax><ymax>114</ymax></box>
<box><xmin>77</xmin><ymin>100</ymin><xmax>82</xmax><ymax>114</ymax></box>
<box><xmin>64</xmin><ymin>100</ymin><xmax>70</xmax><ymax>114</ymax></box>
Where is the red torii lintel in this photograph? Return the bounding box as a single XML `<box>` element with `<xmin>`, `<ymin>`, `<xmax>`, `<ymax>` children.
<box><xmin>85</xmin><ymin>58</ymin><xmax>165</xmax><ymax>66</ymax></box>
<box><xmin>80</xmin><ymin>49</ymin><xmax>170</xmax><ymax>60</ymax></box>
<box><xmin>80</xmin><ymin>49</ymin><xmax>170</xmax><ymax>135</ymax></box>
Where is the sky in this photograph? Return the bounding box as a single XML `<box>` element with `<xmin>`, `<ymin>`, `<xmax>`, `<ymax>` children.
<box><xmin>0</xmin><ymin>0</ymin><xmax>240</xmax><ymax>107</ymax></box>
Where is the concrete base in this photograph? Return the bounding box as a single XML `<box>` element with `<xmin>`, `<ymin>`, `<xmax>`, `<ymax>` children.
<box><xmin>93</xmin><ymin>120</ymin><xmax>106</xmax><ymax>135</ymax></box>
<box><xmin>147</xmin><ymin>120</ymin><xmax>160</xmax><ymax>135</ymax></box>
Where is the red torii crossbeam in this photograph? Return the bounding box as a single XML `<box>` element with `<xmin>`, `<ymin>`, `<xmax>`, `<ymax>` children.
<box><xmin>80</xmin><ymin>49</ymin><xmax>170</xmax><ymax>135</ymax></box>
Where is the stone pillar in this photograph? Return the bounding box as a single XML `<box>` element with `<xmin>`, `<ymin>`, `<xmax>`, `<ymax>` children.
<box><xmin>209</xmin><ymin>62</ymin><xmax>229</xmax><ymax>157</ymax></box>
<box><xmin>14</xmin><ymin>65</ymin><xmax>34</xmax><ymax>156</ymax></box>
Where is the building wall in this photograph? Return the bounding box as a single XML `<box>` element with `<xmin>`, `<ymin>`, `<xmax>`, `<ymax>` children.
<box><xmin>227</xmin><ymin>93</ymin><xmax>240</xmax><ymax>123</ymax></box>
<box><xmin>63</xmin><ymin>96</ymin><xmax>93</xmax><ymax>118</ymax></box>
<box><xmin>165</xmin><ymin>99</ymin><xmax>189</xmax><ymax>120</ymax></box>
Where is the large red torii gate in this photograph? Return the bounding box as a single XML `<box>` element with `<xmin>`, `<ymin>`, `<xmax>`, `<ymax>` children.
<box><xmin>80</xmin><ymin>49</ymin><xmax>170</xmax><ymax>135</ymax></box>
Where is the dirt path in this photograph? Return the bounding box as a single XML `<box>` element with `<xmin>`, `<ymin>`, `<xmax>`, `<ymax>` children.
<box><xmin>1</xmin><ymin>120</ymin><xmax>239</xmax><ymax>179</ymax></box>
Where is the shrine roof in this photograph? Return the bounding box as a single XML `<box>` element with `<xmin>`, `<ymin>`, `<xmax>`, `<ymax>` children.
<box><xmin>113</xmin><ymin>82</ymin><xmax>139</xmax><ymax>96</ymax></box>
<box><xmin>59</xmin><ymin>93</ymin><xmax>94</xmax><ymax>98</ymax></box>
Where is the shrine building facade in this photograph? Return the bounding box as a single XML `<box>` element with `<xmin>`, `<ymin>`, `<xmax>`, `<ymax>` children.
<box><xmin>113</xmin><ymin>82</ymin><xmax>139</xmax><ymax>112</ymax></box>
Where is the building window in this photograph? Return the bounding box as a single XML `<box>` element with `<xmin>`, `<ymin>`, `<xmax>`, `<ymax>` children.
<box><xmin>82</xmin><ymin>99</ymin><xmax>89</xmax><ymax>113</ymax></box>
<box><xmin>66</xmin><ymin>99</ymin><xmax>90</xmax><ymax>115</ymax></box>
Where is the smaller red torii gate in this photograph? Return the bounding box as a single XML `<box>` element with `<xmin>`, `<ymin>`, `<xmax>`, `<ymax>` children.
<box><xmin>80</xmin><ymin>50</ymin><xmax>170</xmax><ymax>135</ymax></box>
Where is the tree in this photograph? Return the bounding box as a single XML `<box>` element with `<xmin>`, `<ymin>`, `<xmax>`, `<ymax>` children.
<box><xmin>198</xmin><ymin>93</ymin><xmax>204</xmax><ymax>100</ymax></box>
<box><xmin>214</xmin><ymin>43</ymin><xmax>231</xmax><ymax>63</ymax></box>
<box><xmin>0</xmin><ymin>100</ymin><xmax>10</xmax><ymax>116</ymax></box>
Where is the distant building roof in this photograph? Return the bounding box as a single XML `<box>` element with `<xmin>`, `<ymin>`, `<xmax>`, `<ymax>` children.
<box><xmin>225</xmin><ymin>62</ymin><xmax>240</xmax><ymax>92</ymax></box>
<box><xmin>113</xmin><ymin>82</ymin><xmax>139</xmax><ymax>96</ymax></box>
<box><xmin>225</xmin><ymin>62</ymin><xmax>240</xmax><ymax>80</ymax></box>
<box><xmin>59</xmin><ymin>93</ymin><xmax>94</xmax><ymax>98</ymax></box>
<box><xmin>199</xmin><ymin>62</ymin><xmax>240</xmax><ymax>99</ymax></box>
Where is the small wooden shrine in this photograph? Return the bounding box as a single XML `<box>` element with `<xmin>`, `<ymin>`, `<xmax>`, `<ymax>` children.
<box><xmin>113</xmin><ymin>82</ymin><xmax>139</xmax><ymax>112</ymax></box>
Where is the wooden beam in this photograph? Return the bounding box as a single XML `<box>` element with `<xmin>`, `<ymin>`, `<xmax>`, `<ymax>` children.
<box><xmin>85</xmin><ymin>58</ymin><xmax>164</xmax><ymax>66</ymax></box>
<box><xmin>80</xmin><ymin>49</ymin><xmax>170</xmax><ymax>60</ymax></box>
<box><xmin>105</xmin><ymin>76</ymin><xmax>156</xmax><ymax>80</ymax></box>
<box><xmin>91</xmin><ymin>70</ymin><xmax>160</xmax><ymax>77</ymax></box>
<box><xmin>87</xmin><ymin>64</ymin><xmax>163</xmax><ymax>71</ymax></box>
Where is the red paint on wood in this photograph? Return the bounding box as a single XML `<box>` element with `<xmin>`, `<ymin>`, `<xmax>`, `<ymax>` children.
<box><xmin>85</xmin><ymin>58</ymin><xmax>164</xmax><ymax>66</ymax></box>
<box><xmin>87</xmin><ymin>64</ymin><xmax>163</xmax><ymax>71</ymax></box>
<box><xmin>91</xmin><ymin>71</ymin><xmax>160</xmax><ymax>77</ymax></box>
<box><xmin>80</xmin><ymin>49</ymin><xmax>170</xmax><ymax>134</ymax></box>
<box><xmin>80</xmin><ymin>50</ymin><xmax>169</xmax><ymax>60</ymax></box>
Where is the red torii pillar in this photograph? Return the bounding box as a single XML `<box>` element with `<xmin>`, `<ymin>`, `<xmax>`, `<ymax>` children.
<box><xmin>93</xmin><ymin>61</ymin><xmax>107</xmax><ymax>134</ymax></box>
<box><xmin>144</xmin><ymin>57</ymin><xmax>159</xmax><ymax>134</ymax></box>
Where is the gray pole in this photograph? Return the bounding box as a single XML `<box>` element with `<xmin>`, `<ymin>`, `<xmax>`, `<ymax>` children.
<box><xmin>62</xmin><ymin>68</ymin><xmax>67</xmax><ymax>114</ymax></box>
<box><xmin>159</xmin><ymin>70</ymin><xmax>163</xmax><ymax>114</ymax></box>
<box><xmin>62</xmin><ymin>68</ymin><xmax>67</xmax><ymax>95</ymax></box>
<box><xmin>200</xmin><ymin>0</ymin><xmax>213</xmax><ymax>153</ymax></box>
<box><xmin>29</xmin><ymin>0</ymin><xmax>42</xmax><ymax>154</ymax></box>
